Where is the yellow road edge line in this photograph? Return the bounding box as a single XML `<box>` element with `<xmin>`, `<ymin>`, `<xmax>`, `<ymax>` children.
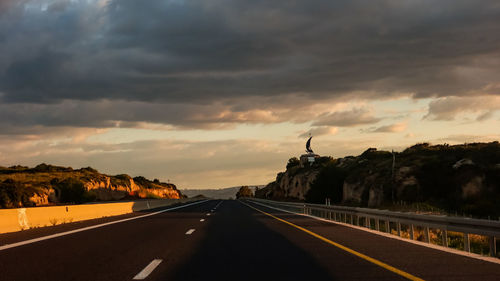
<box><xmin>241</xmin><ymin>200</ymin><xmax>425</xmax><ymax>281</ymax></box>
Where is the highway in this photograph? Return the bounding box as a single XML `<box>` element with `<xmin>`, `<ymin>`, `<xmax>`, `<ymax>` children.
<box><xmin>0</xmin><ymin>200</ymin><xmax>499</xmax><ymax>281</ymax></box>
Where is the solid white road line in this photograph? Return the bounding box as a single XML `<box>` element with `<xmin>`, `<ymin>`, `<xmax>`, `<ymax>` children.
<box><xmin>133</xmin><ymin>259</ymin><xmax>162</xmax><ymax>280</ymax></box>
<box><xmin>0</xmin><ymin>200</ymin><xmax>209</xmax><ymax>251</ymax></box>
<box><xmin>200</xmin><ymin>219</ymin><xmax>205</xmax><ymax>222</ymax></box>
<box><xmin>185</xmin><ymin>229</ymin><xmax>195</xmax><ymax>235</ymax></box>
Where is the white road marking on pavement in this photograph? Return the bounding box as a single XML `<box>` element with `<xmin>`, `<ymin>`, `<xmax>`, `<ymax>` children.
<box><xmin>185</xmin><ymin>229</ymin><xmax>195</xmax><ymax>235</ymax></box>
<box><xmin>133</xmin><ymin>259</ymin><xmax>162</xmax><ymax>280</ymax></box>
<box><xmin>0</xmin><ymin>200</ymin><xmax>210</xmax><ymax>251</ymax></box>
<box><xmin>214</xmin><ymin>201</ymin><xmax>223</xmax><ymax>209</ymax></box>
<box><xmin>200</xmin><ymin>219</ymin><xmax>205</xmax><ymax>222</ymax></box>
<box><xmin>206</xmin><ymin>213</ymin><xmax>211</xmax><ymax>216</ymax></box>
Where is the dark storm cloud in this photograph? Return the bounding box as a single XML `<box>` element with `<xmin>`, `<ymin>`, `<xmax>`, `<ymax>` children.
<box><xmin>1</xmin><ymin>0</ymin><xmax>500</xmax><ymax>128</ymax></box>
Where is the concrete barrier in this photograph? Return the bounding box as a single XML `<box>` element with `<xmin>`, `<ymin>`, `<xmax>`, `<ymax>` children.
<box><xmin>0</xmin><ymin>198</ymin><xmax>197</xmax><ymax>234</ymax></box>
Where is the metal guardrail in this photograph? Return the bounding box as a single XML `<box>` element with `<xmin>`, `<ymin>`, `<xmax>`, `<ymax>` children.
<box><xmin>248</xmin><ymin>198</ymin><xmax>500</xmax><ymax>258</ymax></box>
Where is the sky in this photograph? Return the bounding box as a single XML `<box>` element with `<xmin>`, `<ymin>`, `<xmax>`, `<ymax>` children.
<box><xmin>0</xmin><ymin>0</ymin><xmax>499</xmax><ymax>189</ymax></box>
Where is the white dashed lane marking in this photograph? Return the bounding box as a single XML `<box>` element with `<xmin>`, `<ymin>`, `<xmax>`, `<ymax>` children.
<box><xmin>133</xmin><ymin>259</ymin><xmax>162</xmax><ymax>280</ymax></box>
<box><xmin>185</xmin><ymin>229</ymin><xmax>196</xmax><ymax>235</ymax></box>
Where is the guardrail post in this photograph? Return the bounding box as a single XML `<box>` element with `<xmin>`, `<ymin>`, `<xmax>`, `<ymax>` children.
<box><xmin>356</xmin><ymin>215</ymin><xmax>359</xmax><ymax>226</ymax></box>
<box><xmin>464</xmin><ymin>233</ymin><xmax>470</xmax><ymax>252</ymax></box>
<box><xmin>343</xmin><ymin>213</ymin><xmax>347</xmax><ymax>223</ymax></box>
<box><xmin>489</xmin><ymin>236</ymin><xmax>497</xmax><ymax>257</ymax></box>
<box><xmin>375</xmin><ymin>219</ymin><xmax>379</xmax><ymax>231</ymax></box>
<box><xmin>397</xmin><ymin>222</ymin><xmax>401</xmax><ymax>237</ymax></box>
<box><xmin>366</xmin><ymin>217</ymin><xmax>370</xmax><ymax>228</ymax></box>
<box><xmin>385</xmin><ymin>220</ymin><xmax>390</xmax><ymax>233</ymax></box>
<box><xmin>424</xmin><ymin>226</ymin><xmax>430</xmax><ymax>243</ymax></box>
<box><xmin>442</xmin><ymin>230</ymin><xmax>448</xmax><ymax>247</ymax></box>
<box><xmin>409</xmin><ymin>224</ymin><xmax>414</xmax><ymax>240</ymax></box>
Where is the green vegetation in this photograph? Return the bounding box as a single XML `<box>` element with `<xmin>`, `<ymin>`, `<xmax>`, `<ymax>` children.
<box><xmin>0</xmin><ymin>163</ymin><xmax>181</xmax><ymax>208</ymax></box>
<box><xmin>0</xmin><ymin>179</ymin><xmax>37</xmax><ymax>208</ymax></box>
<box><xmin>52</xmin><ymin>178</ymin><xmax>96</xmax><ymax>204</ymax></box>
<box><xmin>398</xmin><ymin>142</ymin><xmax>500</xmax><ymax>217</ymax></box>
<box><xmin>305</xmin><ymin>162</ymin><xmax>346</xmax><ymax>204</ymax></box>
<box><xmin>259</xmin><ymin>141</ymin><xmax>500</xmax><ymax>218</ymax></box>
<box><xmin>286</xmin><ymin>157</ymin><xmax>300</xmax><ymax>169</ymax></box>
<box><xmin>236</xmin><ymin>186</ymin><xmax>254</xmax><ymax>198</ymax></box>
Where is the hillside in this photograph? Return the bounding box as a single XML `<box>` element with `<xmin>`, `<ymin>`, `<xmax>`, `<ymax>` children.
<box><xmin>256</xmin><ymin>142</ymin><xmax>500</xmax><ymax>218</ymax></box>
<box><xmin>0</xmin><ymin>164</ymin><xmax>183</xmax><ymax>208</ymax></box>
<box><xmin>182</xmin><ymin>186</ymin><xmax>262</xmax><ymax>199</ymax></box>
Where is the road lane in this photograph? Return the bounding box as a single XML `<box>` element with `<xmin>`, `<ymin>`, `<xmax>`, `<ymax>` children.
<box><xmin>1</xmin><ymin>199</ymin><xmax>499</xmax><ymax>281</ymax></box>
<box><xmin>0</xmin><ymin>200</ymin><xmax>209</xmax><ymax>251</ymax></box>
<box><xmin>163</xmin><ymin>200</ymin><xmax>406</xmax><ymax>281</ymax></box>
<box><xmin>0</xmin><ymin>200</ymin><xmax>218</xmax><ymax>281</ymax></box>
<box><xmin>243</xmin><ymin>200</ymin><xmax>500</xmax><ymax>281</ymax></box>
<box><xmin>0</xmin><ymin>200</ymin><xmax>207</xmax><ymax>247</ymax></box>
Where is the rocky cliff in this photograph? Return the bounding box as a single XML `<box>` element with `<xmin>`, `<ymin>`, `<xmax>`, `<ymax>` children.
<box><xmin>256</xmin><ymin>142</ymin><xmax>500</xmax><ymax>217</ymax></box>
<box><xmin>256</xmin><ymin>157</ymin><xmax>332</xmax><ymax>200</ymax></box>
<box><xmin>0</xmin><ymin>164</ymin><xmax>182</xmax><ymax>208</ymax></box>
<box><xmin>256</xmin><ymin>167</ymin><xmax>320</xmax><ymax>200</ymax></box>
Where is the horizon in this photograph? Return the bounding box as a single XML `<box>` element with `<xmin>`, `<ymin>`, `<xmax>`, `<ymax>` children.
<box><xmin>0</xmin><ymin>0</ymin><xmax>499</xmax><ymax>189</ymax></box>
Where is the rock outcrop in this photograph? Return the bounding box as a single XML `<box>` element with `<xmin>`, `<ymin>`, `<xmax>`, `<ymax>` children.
<box><xmin>0</xmin><ymin>164</ymin><xmax>182</xmax><ymax>208</ymax></box>
<box><xmin>256</xmin><ymin>141</ymin><xmax>500</xmax><ymax>217</ymax></box>
<box><xmin>256</xmin><ymin>159</ymin><xmax>328</xmax><ymax>200</ymax></box>
<box><xmin>257</xmin><ymin>167</ymin><xmax>320</xmax><ymax>200</ymax></box>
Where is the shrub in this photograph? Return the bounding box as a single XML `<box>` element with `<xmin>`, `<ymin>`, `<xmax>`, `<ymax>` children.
<box><xmin>54</xmin><ymin>178</ymin><xmax>90</xmax><ymax>204</ymax></box>
<box><xmin>305</xmin><ymin>164</ymin><xmax>346</xmax><ymax>204</ymax></box>
<box><xmin>286</xmin><ymin>157</ymin><xmax>300</xmax><ymax>170</ymax></box>
<box><xmin>236</xmin><ymin>186</ymin><xmax>253</xmax><ymax>198</ymax></box>
<box><xmin>0</xmin><ymin>179</ymin><xmax>36</xmax><ymax>208</ymax></box>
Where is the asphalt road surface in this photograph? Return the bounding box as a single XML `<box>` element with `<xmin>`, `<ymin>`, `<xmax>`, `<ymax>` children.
<box><xmin>1</xmin><ymin>199</ymin><xmax>499</xmax><ymax>281</ymax></box>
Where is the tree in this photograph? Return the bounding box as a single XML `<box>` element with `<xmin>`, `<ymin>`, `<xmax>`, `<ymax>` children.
<box><xmin>53</xmin><ymin>178</ymin><xmax>93</xmax><ymax>204</ymax></box>
<box><xmin>286</xmin><ymin>157</ymin><xmax>300</xmax><ymax>169</ymax></box>
<box><xmin>305</xmin><ymin>164</ymin><xmax>346</xmax><ymax>204</ymax></box>
<box><xmin>0</xmin><ymin>179</ymin><xmax>36</xmax><ymax>208</ymax></box>
<box><xmin>236</xmin><ymin>186</ymin><xmax>253</xmax><ymax>198</ymax></box>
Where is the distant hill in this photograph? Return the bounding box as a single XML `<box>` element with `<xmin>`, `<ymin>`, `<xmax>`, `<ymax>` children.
<box><xmin>182</xmin><ymin>186</ymin><xmax>263</xmax><ymax>199</ymax></box>
<box><xmin>0</xmin><ymin>164</ymin><xmax>182</xmax><ymax>208</ymax></box>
